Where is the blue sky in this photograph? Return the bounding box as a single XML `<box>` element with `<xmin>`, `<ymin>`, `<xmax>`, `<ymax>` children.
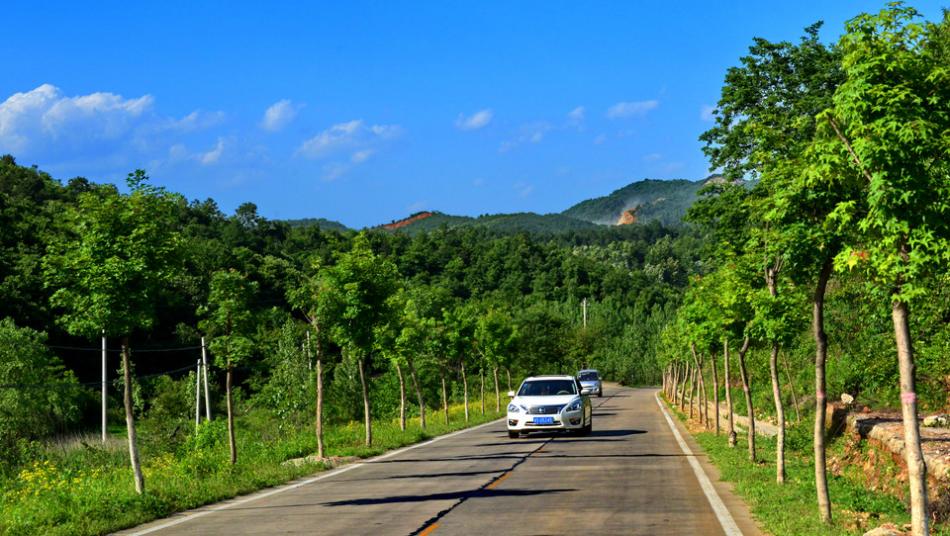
<box><xmin>1</xmin><ymin>1</ymin><xmax>945</xmax><ymax>228</ymax></box>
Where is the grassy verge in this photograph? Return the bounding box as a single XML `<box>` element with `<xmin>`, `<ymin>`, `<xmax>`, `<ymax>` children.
<box><xmin>0</xmin><ymin>403</ymin><xmax>503</xmax><ymax>536</ymax></box>
<box><xmin>662</xmin><ymin>395</ymin><xmax>950</xmax><ymax>535</ymax></box>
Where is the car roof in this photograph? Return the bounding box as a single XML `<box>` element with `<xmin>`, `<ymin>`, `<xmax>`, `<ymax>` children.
<box><xmin>578</xmin><ymin>369</ymin><xmax>599</xmax><ymax>373</ymax></box>
<box><xmin>522</xmin><ymin>375</ymin><xmax>576</xmax><ymax>381</ymax></box>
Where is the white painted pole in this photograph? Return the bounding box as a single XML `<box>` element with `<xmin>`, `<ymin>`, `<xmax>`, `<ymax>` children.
<box><xmin>582</xmin><ymin>297</ymin><xmax>588</xmax><ymax>328</ymax></box>
<box><xmin>201</xmin><ymin>337</ymin><xmax>211</xmax><ymax>421</ymax></box>
<box><xmin>306</xmin><ymin>330</ymin><xmax>312</xmax><ymax>371</ymax></box>
<box><xmin>101</xmin><ymin>330</ymin><xmax>107</xmax><ymax>444</ymax></box>
<box><xmin>195</xmin><ymin>359</ymin><xmax>201</xmax><ymax>434</ymax></box>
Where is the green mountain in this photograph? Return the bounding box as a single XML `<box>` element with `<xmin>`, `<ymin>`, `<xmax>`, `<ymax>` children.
<box><xmin>379</xmin><ymin>176</ymin><xmax>720</xmax><ymax>234</ymax></box>
<box><xmin>380</xmin><ymin>211</ymin><xmax>600</xmax><ymax>235</ymax></box>
<box><xmin>561</xmin><ymin>177</ymin><xmax>716</xmax><ymax>227</ymax></box>
<box><xmin>282</xmin><ymin>217</ymin><xmax>350</xmax><ymax>232</ymax></box>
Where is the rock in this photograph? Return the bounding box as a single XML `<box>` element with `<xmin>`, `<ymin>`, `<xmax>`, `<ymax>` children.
<box><xmin>922</xmin><ymin>414</ymin><xmax>950</xmax><ymax>428</ymax></box>
<box><xmin>863</xmin><ymin>523</ymin><xmax>902</xmax><ymax>536</ymax></box>
<box><xmin>841</xmin><ymin>393</ymin><xmax>855</xmax><ymax>405</ymax></box>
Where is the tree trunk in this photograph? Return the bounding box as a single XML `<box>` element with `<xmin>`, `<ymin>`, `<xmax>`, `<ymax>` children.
<box><xmin>395</xmin><ymin>361</ymin><xmax>406</xmax><ymax>431</ymax></box>
<box><xmin>226</xmin><ymin>359</ymin><xmax>237</xmax><ymax>464</ymax></box>
<box><xmin>766</xmin><ymin>267</ymin><xmax>786</xmax><ymax>483</ymax></box>
<box><xmin>480</xmin><ymin>367</ymin><xmax>485</xmax><ymax>415</ymax></box>
<box><xmin>813</xmin><ymin>258</ymin><xmax>833</xmax><ymax>523</ymax></box>
<box><xmin>313</xmin><ymin>324</ymin><xmax>325</xmax><ymax>458</ymax></box>
<box><xmin>698</xmin><ymin>354</ymin><xmax>708</xmax><ymax>428</ymax></box>
<box><xmin>680</xmin><ymin>362</ymin><xmax>693</xmax><ymax>412</ymax></box>
<box><xmin>441</xmin><ymin>372</ymin><xmax>449</xmax><ymax>425</ymax></box>
<box><xmin>737</xmin><ymin>336</ymin><xmax>755</xmax><ymax>462</ymax></box>
<box><xmin>725</xmin><ymin>339</ymin><xmax>736</xmax><ymax>447</ymax></box>
<box><xmin>770</xmin><ymin>341</ymin><xmax>786</xmax><ymax>483</ymax></box>
<box><xmin>461</xmin><ymin>360</ymin><xmax>469</xmax><ymax>423</ymax></box>
<box><xmin>690</xmin><ymin>344</ymin><xmax>704</xmax><ymax>426</ymax></box>
<box><xmin>408</xmin><ymin>359</ymin><xmax>426</xmax><ymax>429</ymax></box>
<box><xmin>711</xmin><ymin>347</ymin><xmax>721</xmax><ymax>434</ymax></box>
<box><xmin>121</xmin><ymin>340</ymin><xmax>145</xmax><ymax>494</ymax></box>
<box><xmin>493</xmin><ymin>366</ymin><xmax>500</xmax><ymax>412</ymax></box>
<box><xmin>893</xmin><ymin>299</ymin><xmax>930</xmax><ymax>535</ymax></box>
<box><xmin>357</xmin><ymin>356</ymin><xmax>372</xmax><ymax>446</ymax></box>
<box><xmin>506</xmin><ymin>368</ymin><xmax>512</xmax><ymax>392</ymax></box>
<box><xmin>673</xmin><ymin>362</ymin><xmax>682</xmax><ymax>404</ymax></box>
<box><xmin>689</xmin><ymin>365</ymin><xmax>697</xmax><ymax>419</ymax></box>
<box><xmin>781</xmin><ymin>350</ymin><xmax>801</xmax><ymax>423</ymax></box>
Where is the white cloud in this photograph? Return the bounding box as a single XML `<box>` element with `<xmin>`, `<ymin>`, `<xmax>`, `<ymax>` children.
<box><xmin>499</xmin><ymin>122</ymin><xmax>552</xmax><ymax>152</ymax></box>
<box><xmin>200</xmin><ymin>138</ymin><xmax>226</xmax><ymax>165</ymax></box>
<box><xmin>700</xmin><ymin>104</ymin><xmax>716</xmax><ymax>122</ymax></box>
<box><xmin>297</xmin><ymin>119</ymin><xmax>400</xmax><ymax>160</ymax></box>
<box><xmin>567</xmin><ymin>106</ymin><xmax>585</xmax><ymax>124</ymax></box>
<box><xmin>297</xmin><ymin>119</ymin><xmax>401</xmax><ymax>180</ymax></box>
<box><xmin>351</xmin><ymin>149</ymin><xmax>374</xmax><ymax>163</ymax></box>
<box><xmin>593</xmin><ymin>134</ymin><xmax>607</xmax><ymax>145</ymax></box>
<box><xmin>606</xmin><ymin>100</ymin><xmax>659</xmax><ymax>119</ymax></box>
<box><xmin>296</xmin><ymin>120</ymin><xmax>364</xmax><ymax>158</ymax></box>
<box><xmin>643</xmin><ymin>152</ymin><xmax>663</xmax><ymax>162</ymax></box>
<box><xmin>0</xmin><ymin>84</ymin><xmax>156</xmax><ymax>154</ymax></box>
<box><xmin>163</xmin><ymin>110</ymin><xmax>225</xmax><ymax>132</ymax></box>
<box><xmin>455</xmin><ymin>109</ymin><xmax>493</xmax><ymax>130</ymax></box>
<box><xmin>260</xmin><ymin>99</ymin><xmax>301</xmax><ymax>132</ymax></box>
<box><xmin>513</xmin><ymin>181</ymin><xmax>534</xmax><ymax>198</ymax></box>
<box><xmin>472</xmin><ymin>177</ymin><xmax>486</xmax><ymax>187</ymax></box>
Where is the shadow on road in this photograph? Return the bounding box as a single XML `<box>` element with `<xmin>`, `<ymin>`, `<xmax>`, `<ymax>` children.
<box><xmin>322</xmin><ymin>488</ymin><xmax>574</xmax><ymax>507</ymax></box>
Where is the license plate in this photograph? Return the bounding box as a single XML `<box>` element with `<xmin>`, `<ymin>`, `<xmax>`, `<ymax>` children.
<box><xmin>534</xmin><ymin>416</ymin><xmax>554</xmax><ymax>425</ymax></box>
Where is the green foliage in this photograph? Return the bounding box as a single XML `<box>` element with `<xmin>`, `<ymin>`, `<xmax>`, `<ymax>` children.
<box><xmin>199</xmin><ymin>269</ymin><xmax>258</xmax><ymax>367</ymax></box>
<box><xmin>0</xmin><ymin>319</ymin><xmax>82</xmax><ymax>462</ymax></box>
<box><xmin>42</xmin><ymin>171</ymin><xmax>185</xmax><ymax>339</ymax></box>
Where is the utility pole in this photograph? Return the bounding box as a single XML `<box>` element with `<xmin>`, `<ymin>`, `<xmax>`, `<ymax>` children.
<box><xmin>101</xmin><ymin>330</ymin><xmax>107</xmax><ymax>444</ymax></box>
<box><xmin>201</xmin><ymin>337</ymin><xmax>212</xmax><ymax>421</ymax></box>
<box><xmin>195</xmin><ymin>359</ymin><xmax>201</xmax><ymax>434</ymax></box>
<box><xmin>582</xmin><ymin>297</ymin><xmax>588</xmax><ymax>328</ymax></box>
<box><xmin>306</xmin><ymin>330</ymin><xmax>312</xmax><ymax>371</ymax></box>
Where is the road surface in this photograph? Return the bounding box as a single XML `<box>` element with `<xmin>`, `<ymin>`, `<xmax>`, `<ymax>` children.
<box><xmin>120</xmin><ymin>386</ymin><xmax>760</xmax><ymax>535</ymax></box>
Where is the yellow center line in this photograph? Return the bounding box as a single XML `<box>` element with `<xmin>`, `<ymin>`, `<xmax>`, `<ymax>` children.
<box><xmin>418</xmin><ymin>522</ymin><xmax>440</xmax><ymax>536</ymax></box>
<box><xmin>486</xmin><ymin>471</ymin><xmax>512</xmax><ymax>490</ymax></box>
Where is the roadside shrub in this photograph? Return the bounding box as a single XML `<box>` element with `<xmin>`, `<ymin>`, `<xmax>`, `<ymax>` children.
<box><xmin>0</xmin><ymin>318</ymin><xmax>83</xmax><ymax>466</ymax></box>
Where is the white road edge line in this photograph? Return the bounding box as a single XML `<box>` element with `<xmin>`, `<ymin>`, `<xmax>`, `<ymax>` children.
<box><xmin>654</xmin><ymin>391</ymin><xmax>743</xmax><ymax>536</ymax></box>
<box><xmin>126</xmin><ymin>417</ymin><xmax>505</xmax><ymax>535</ymax></box>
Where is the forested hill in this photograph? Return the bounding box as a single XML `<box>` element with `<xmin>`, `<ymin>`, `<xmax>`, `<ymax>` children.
<box><xmin>561</xmin><ymin>177</ymin><xmax>717</xmax><ymax>227</ymax></box>
<box><xmin>374</xmin><ymin>176</ymin><xmax>718</xmax><ymax>234</ymax></box>
<box><xmin>378</xmin><ymin>211</ymin><xmax>602</xmax><ymax>235</ymax></box>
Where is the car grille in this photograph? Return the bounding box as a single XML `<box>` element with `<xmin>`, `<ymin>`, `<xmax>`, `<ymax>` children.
<box><xmin>527</xmin><ymin>404</ymin><xmax>565</xmax><ymax>415</ymax></box>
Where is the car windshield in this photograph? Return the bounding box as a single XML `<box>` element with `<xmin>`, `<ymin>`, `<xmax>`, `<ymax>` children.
<box><xmin>518</xmin><ymin>380</ymin><xmax>577</xmax><ymax>397</ymax></box>
<box><xmin>578</xmin><ymin>372</ymin><xmax>599</xmax><ymax>381</ymax></box>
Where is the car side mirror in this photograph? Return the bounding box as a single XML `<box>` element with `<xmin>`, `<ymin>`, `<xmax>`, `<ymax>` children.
<box><xmin>581</xmin><ymin>388</ymin><xmax>592</xmax><ymax>396</ymax></box>
<box><xmin>507</xmin><ymin>390</ymin><xmax>515</xmax><ymax>398</ymax></box>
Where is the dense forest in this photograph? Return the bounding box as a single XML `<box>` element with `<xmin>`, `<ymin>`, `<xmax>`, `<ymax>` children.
<box><xmin>1</xmin><ymin>4</ymin><xmax>949</xmax><ymax>536</ymax></box>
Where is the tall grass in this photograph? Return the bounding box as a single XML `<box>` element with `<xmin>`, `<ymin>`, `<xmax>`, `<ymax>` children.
<box><xmin>0</xmin><ymin>402</ymin><xmax>502</xmax><ymax>536</ymax></box>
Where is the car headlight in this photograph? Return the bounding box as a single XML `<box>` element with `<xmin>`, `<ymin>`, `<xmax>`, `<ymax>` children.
<box><xmin>566</xmin><ymin>398</ymin><xmax>582</xmax><ymax>412</ymax></box>
<box><xmin>507</xmin><ymin>403</ymin><xmax>522</xmax><ymax>413</ymax></box>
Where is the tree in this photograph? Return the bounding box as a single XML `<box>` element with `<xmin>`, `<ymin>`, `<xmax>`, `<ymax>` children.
<box><xmin>199</xmin><ymin>269</ymin><xmax>257</xmax><ymax>465</ymax></box>
<box><xmin>475</xmin><ymin>306</ymin><xmax>516</xmax><ymax>412</ymax></box>
<box><xmin>700</xmin><ymin>23</ymin><xmax>845</xmax><ymax>521</ymax></box>
<box><xmin>0</xmin><ymin>319</ymin><xmax>81</xmax><ymax>457</ymax></box>
<box><xmin>42</xmin><ymin>170</ymin><xmax>184</xmax><ymax>494</ymax></box>
<box><xmin>812</xmin><ymin>8</ymin><xmax>950</xmax><ymax>533</ymax></box>
<box><xmin>320</xmin><ymin>233</ymin><xmax>400</xmax><ymax>446</ymax></box>
<box><xmin>443</xmin><ymin>304</ymin><xmax>476</xmax><ymax>422</ymax></box>
<box><xmin>286</xmin><ymin>256</ymin><xmax>331</xmax><ymax>457</ymax></box>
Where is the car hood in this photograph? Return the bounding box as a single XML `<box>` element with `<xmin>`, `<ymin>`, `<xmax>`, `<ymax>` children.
<box><xmin>512</xmin><ymin>395</ymin><xmax>579</xmax><ymax>407</ymax></box>
<box><xmin>580</xmin><ymin>380</ymin><xmax>600</xmax><ymax>385</ymax></box>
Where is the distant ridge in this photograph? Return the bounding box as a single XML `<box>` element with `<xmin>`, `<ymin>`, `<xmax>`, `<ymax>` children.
<box><xmin>282</xmin><ymin>217</ymin><xmax>350</xmax><ymax>232</ymax></box>
<box><xmin>561</xmin><ymin>176</ymin><xmax>721</xmax><ymax>227</ymax></box>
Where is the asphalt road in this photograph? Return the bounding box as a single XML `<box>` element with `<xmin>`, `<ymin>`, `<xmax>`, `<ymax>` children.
<box><xmin>120</xmin><ymin>386</ymin><xmax>761</xmax><ymax>536</ymax></box>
